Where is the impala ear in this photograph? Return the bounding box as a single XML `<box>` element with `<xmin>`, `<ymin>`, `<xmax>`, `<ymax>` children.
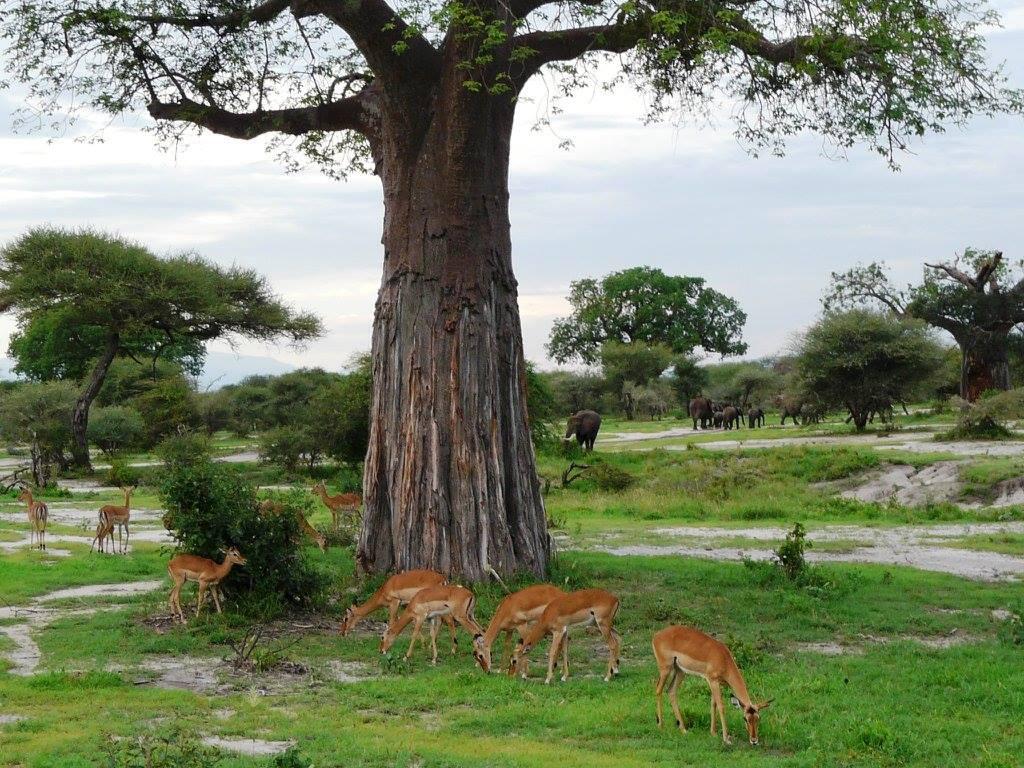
<box><xmin>730</xmin><ymin>695</ymin><xmax>743</xmax><ymax>710</ymax></box>
<box><xmin>758</xmin><ymin>699</ymin><xmax>774</xmax><ymax>710</ymax></box>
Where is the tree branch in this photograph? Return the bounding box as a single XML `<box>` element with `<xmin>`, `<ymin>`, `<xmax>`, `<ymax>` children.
<box><xmin>925</xmin><ymin>262</ymin><xmax>982</xmax><ymax>290</ymax></box>
<box><xmin>146</xmin><ymin>90</ymin><xmax>372</xmax><ymax>139</ymax></box>
<box><xmin>124</xmin><ymin>0</ymin><xmax>291</xmax><ymax>29</ymax></box>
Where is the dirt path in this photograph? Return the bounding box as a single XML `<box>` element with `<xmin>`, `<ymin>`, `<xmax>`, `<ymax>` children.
<box><xmin>0</xmin><ymin>580</ymin><xmax>163</xmax><ymax>675</ymax></box>
<box><xmin>594</xmin><ymin>522</ymin><xmax>1024</xmax><ymax>581</ymax></box>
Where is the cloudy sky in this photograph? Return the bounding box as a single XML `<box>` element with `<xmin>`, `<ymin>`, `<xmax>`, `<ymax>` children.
<box><xmin>2</xmin><ymin>3</ymin><xmax>1024</xmax><ymax>381</ymax></box>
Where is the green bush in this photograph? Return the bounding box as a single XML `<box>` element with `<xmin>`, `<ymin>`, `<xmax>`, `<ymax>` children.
<box><xmin>104</xmin><ymin>459</ymin><xmax>142</xmax><ymax>488</ymax></box>
<box><xmin>773</xmin><ymin>522</ymin><xmax>811</xmax><ymax>580</ymax></box>
<box><xmin>100</xmin><ymin>726</ymin><xmax>217</xmax><ymax>768</ymax></box>
<box><xmin>161</xmin><ymin>456</ymin><xmax>327</xmax><ymax>613</ymax></box>
<box><xmin>591</xmin><ymin>462</ymin><xmax>636</xmax><ymax>491</ymax></box>
<box><xmin>87</xmin><ymin>405</ymin><xmax>145</xmax><ymax>456</ymax></box>
<box><xmin>259</xmin><ymin>425</ymin><xmax>318</xmax><ymax>473</ymax></box>
<box><xmin>941</xmin><ymin>390</ymin><xmax>1024</xmax><ymax>440</ymax></box>
<box><xmin>157</xmin><ymin>431</ymin><xmax>211</xmax><ymax>469</ymax></box>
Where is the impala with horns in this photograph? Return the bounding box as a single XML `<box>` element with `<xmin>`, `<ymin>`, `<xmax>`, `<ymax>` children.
<box><xmin>511</xmin><ymin>588</ymin><xmax>620</xmax><ymax>684</ymax></box>
<box><xmin>379</xmin><ymin>584</ymin><xmax>485</xmax><ymax>666</ymax></box>
<box><xmin>652</xmin><ymin>625</ymin><xmax>773</xmax><ymax>745</ymax></box>
<box><xmin>476</xmin><ymin>584</ymin><xmax>565</xmax><ymax>674</ymax></box>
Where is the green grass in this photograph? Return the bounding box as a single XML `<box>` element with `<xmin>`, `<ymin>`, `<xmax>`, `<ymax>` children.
<box><xmin>939</xmin><ymin>533</ymin><xmax>1024</xmax><ymax>556</ymax></box>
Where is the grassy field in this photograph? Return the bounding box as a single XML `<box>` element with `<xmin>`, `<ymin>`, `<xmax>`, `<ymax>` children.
<box><xmin>2</xmin><ymin>439</ymin><xmax>1024</xmax><ymax>767</ymax></box>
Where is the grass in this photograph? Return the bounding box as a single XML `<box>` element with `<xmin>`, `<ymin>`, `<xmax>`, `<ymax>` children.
<box><xmin>939</xmin><ymin>533</ymin><xmax>1024</xmax><ymax>556</ymax></box>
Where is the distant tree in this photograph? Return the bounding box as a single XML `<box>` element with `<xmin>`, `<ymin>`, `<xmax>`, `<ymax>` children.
<box><xmin>224</xmin><ymin>376</ymin><xmax>274</xmax><ymax>437</ymax></box>
<box><xmin>826</xmin><ymin>250</ymin><xmax>1024</xmax><ymax>401</ymax></box>
<box><xmin>549</xmin><ymin>268</ymin><xmax>747</xmax><ymax>365</ymax></box>
<box><xmin>0</xmin><ymin>382</ymin><xmax>76</xmax><ymax>485</ymax></box>
<box><xmin>87</xmin><ymin>406</ymin><xmax>146</xmax><ymax>457</ymax></box>
<box><xmin>195</xmin><ymin>389</ymin><xmax>234</xmax><ymax>435</ymax></box>
<box><xmin>599</xmin><ymin>342</ymin><xmax>675</xmax><ymax>391</ymax></box>
<box><xmin>797</xmin><ymin>310</ymin><xmax>943</xmax><ymax>430</ymax></box>
<box><xmin>309</xmin><ymin>355</ymin><xmax>373</xmax><ymax>466</ymax></box>
<box><xmin>523</xmin><ymin>362</ymin><xmax>558</xmax><ymax>447</ymax></box>
<box><xmin>0</xmin><ymin>229</ymin><xmax>322</xmax><ymax>469</ymax></box>
<box><xmin>97</xmin><ymin>358</ymin><xmax>186</xmax><ymax>407</ymax></box>
<box><xmin>260</xmin><ymin>425</ymin><xmax>318</xmax><ymax>473</ymax></box>
<box><xmin>542</xmin><ymin>371</ymin><xmax>606</xmax><ymax>417</ymax></box>
<box><xmin>131</xmin><ymin>375</ymin><xmax>202</xmax><ymax>445</ymax></box>
<box><xmin>669</xmin><ymin>356</ymin><xmax>709</xmax><ymax>405</ymax></box>
<box><xmin>731</xmin><ymin>364</ymin><xmax>782</xmax><ymax>408</ymax></box>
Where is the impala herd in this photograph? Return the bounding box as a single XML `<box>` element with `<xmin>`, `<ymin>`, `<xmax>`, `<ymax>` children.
<box><xmin>9</xmin><ymin>482</ymin><xmax>772</xmax><ymax>746</ymax></box>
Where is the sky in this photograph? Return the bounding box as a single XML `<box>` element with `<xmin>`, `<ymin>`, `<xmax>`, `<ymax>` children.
<box><xmin>2</xmin><ymin>3</ymin><xmax>1024</xmax><ymax>382</ymax></box>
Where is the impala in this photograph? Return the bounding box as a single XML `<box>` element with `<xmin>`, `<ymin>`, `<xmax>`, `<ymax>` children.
<box><xmin>258</xmin><ymin>500</ymin><xmax>327</xmax><ymax>552</ymax></box>
<box><xmin>17</xmin><ymin>487</ymin><xmax>48</xmax><ymax>551</ymax></box>
<box><xmin>91</xmin><ymin>485</ymin><xmax>135</xmax><ymax>554</ymax></box>
<box><xmin>311</xmin><ymin>480</ymin><xmax>361</xmax><ymax>528</ymax></box>
<box><xmin>379</xmin><ymin>584</ymin><xmax>485</xmax><ymax>665</ymax></box>
<box><xmin>511</xmin><ymin>588</ymin><xmax>621</xmax><ymax>684</ymax></box>
<box><xmin>339</xmin><ymin>569</ymin><xmax>453</xmax><ymax>636</ymax></box>
<box><xmin>652</xmin><ymin>625</ymin><xmax>773</xmax><ymax>745</ymax></box>
<box><xmin>167</xmin><ymin>547</ymin><xmax>248</xmax><ymax>624</ymax></box>
<box><xmin>476</xmin><ymin>584</ymin><xmax>565</xmax><ymax>674</ymax></box>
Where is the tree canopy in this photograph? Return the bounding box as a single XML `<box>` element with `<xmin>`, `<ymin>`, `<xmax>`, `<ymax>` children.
<box><xmin>548</xmin><ymin>267</ymin><xmax>747</xmax><ymax>365</ymax></box>
<box><xmin>796</xmin><ymin>310</ymin><xmax>943</xmax><ymax>430</ymax></box>
<box><xmin>0</xmin><ymin>228</ymin><xmax>322</xmax><ymax>467</ymax></box>
<box><xmin>825</xmin><ymin>249</ymin><xmax>1024</xmax><ymax>400</ymax></box>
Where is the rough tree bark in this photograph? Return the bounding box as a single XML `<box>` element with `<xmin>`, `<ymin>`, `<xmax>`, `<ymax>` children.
<box><xmin>356</xmin><ymin>73</ymin><xmax>549</xmax><ymax>579</ymax></box>
<box><xmin>70</xmin><ymin>333</ymin><xmax>120</xmax><ymax>470</ymax></box>
<box><xmin>959</xmin><ymin>332</ymin><xmax>1012</xmax><ymax>402</ymax></box>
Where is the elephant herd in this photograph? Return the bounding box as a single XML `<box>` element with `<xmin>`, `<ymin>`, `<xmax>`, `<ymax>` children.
<box><xmin>687</xmin><ymin>397</ymin><xmax>773</xmax><ymax>431</ymax></box>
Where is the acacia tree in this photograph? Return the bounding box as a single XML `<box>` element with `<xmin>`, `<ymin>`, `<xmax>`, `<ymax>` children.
<box><xmin>1</xmin><ymin>0</ymin><xmax>1018</xmax><ymax>577</ymax></box>
<box><xmin>548</xmin><ymin>267</ymin><xmax>747</xmax><ymax>365</ymax></box>
<box><xmin>0</xmin><ymin>229</ymin><xmax>321</xmax><ymax>469</ymax></box>
<box><xmin>826</xmin><ymin>250</ymin><xmax>1024</xmax><ymax>401</ymax></box>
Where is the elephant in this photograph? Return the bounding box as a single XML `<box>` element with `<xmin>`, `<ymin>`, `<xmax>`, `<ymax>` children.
<box><xmin>779</xmin><ymin>402</ymin><xmax>803</xmax><ymax>425</ymax></box>
<box><xmin>689</xmin><ymin>396</ymin><xmax>714</xmax><ymax>430</ymax></box>
<box><xmin>565</xmin><ymin>410</ymin><xmax>602</xmax><ymax>452</ymax></box>
<box><xmin>722</xmin><ymin>405</ymin><xmax>743</xmax><ymax>430</ymax></box>
<box><xmin>747</xmin><ymin>407</ymin><xmax>765</xmax><ymax>428</ymax></box>
<box><xmin>712</xmin><ymin>409</ymin><xmax>725</xmax><ymax>429</ymax></box>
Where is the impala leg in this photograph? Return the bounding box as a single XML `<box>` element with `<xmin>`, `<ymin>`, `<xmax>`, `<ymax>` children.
<box><xmin>405</xmin><ymin>617</ymin><xmax>425</xmax><ymax>660</ymax></box>
<box><xmin>560</xmin><ymin>633</ymin><xmax>570</xmax><ymax>682</ymax></box>
<box><xmin>655</xmin><ymin>664</ymin><xmax>672</xmax><ymax>728</ymax></box>
<box><xmin>387</xmin><ymin>600</ymin><xmax>401</xmax><ymax>629</ymax></box>
<box><xmin>709</xmin><ymin>680</ymin><xmax>730</xmax><ymax>744</ymax></box>
<box><xmin>196</xmin><ymin>581</ymin><xmax>208</xmax><ymax>618</ymax></box>
<box><xmin>668</xmin><ymin>668</ymin><xmax>686</xmax><ymax>732</ymax></box>
<box><xmin>596</xmin><ymin>620</ymin><xmax>621</xmax><ymax>681</ymax></box>
<box><xmin>211</xmin><ymin>583</ymin><xmax>224</xmax><ymax>613</ymax></box>
<box><xmin>545</xmin><ymin>629</ymin><xmax>565</xmax><ymax>685</ymax></box>
<box><xmin>429</xmin><ymin>617</ymin><xmax>441</xmax><ymax>664</ymax></box>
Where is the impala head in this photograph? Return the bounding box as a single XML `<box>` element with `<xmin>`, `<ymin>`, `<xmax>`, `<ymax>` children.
<box><xmin>379</xmin><ymin>625</ymin><xmax>398</xmax><ymax>655</ymax></box>
<box><xmin>219</xmin><ymin>547</ymin><xmax>248</xmax><ymax>566</ymax></box>
<box><xmin>16</xmin><ymin>487</ymin><xmax>30</xmax><ymax>502</ymax></box>
<box><xmin>315</xmin><ymin>533</ymin><xmax>328</xmax><ymax>553</ymax></box>
<box><xmin>731</xmin><ymin>696</ymin><xmax>773</xmax><ymax>745</ymax></box>
<box><xmin>471</xmin><ymin>634</ymin><xmax>490</xmax><ymax>673</ymax></box>
<box><xmin>122</xmin><ymin>484</ymin><xmax>136</xmax><ymax>499</ymax></box>
<box><xmin>339</xmin><ymin>606</ymin><xmax>357</xmax><ymax>636</ymax></box>
<box><xmin>312</xmin><ymin>480</ymin><xmax>326</xmax><ymax>493</ymax></box>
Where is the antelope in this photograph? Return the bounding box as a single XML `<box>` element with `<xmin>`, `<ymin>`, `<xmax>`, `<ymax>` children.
<box><xmin>476</xmin><ymin>584</ymin><xmax>566</xmax><ymax>674</ymax></box>
<box><xmin>258</xmin><ymin>500</ymin><xmax>327</xmax><ymax>552</ymax></box>
<box><xmin>17</xmin><ymin>487</ymin><xmax>48</xmax><ymax>551</ymax></box>
<box><xmin>339</xmin><ymin>569</ymin><xmax>454</xmax><ymax>638</ymax></box>
<box><xmin>652</xmin><ymin>625</ymin><xmax>773</xmax><ymax>745</ymax></box>
<box><xmin>512</xmin><ymin>588</ymin><xmax>621</xmax><ymax>684</ymax></box>
<box><xmin>167</xmin><ymin>547</ymin><xmax>248</xmax><ymax>624</ymax></box>
<box><xmin>379</xmin><ymin>584</ymin><xmax>485</xmax><ymax>666</ymax></box>
<box><xmin>311</xmin><ymin>480</ymin><xmax>361</xmax><ymax>528</ymax></box>
<box><xmin>92</xmin><ymin>485</ymin><xmax>135</xmax><ymax>554</ymax></box>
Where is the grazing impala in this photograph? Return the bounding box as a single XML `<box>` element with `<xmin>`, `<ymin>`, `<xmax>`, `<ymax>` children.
<box><xmin>167</xmin><ymin>547</ymin><xmax>248</xmax><ymax>624</ymax></box>
<box><xmin>17</xmin><ymin>487</ymin><xmax>48</xmax><ymax>551</ymax></box>
<box><xmin>258</xmin><ymin>500</ymin><xmax>327</xmax><ymax>552</ymax></box>
<box><xmin>92</xmin><ymin>485</ymin><xmax>135</xmax><ymax>554</ymax></box>
<box><xmin>311</xmin><ymin>480</ymin><xmax>361</xmax><ymax>528</ymax></box>
<box><xmin>340</xmin><ymin>569</ymin><xmax>453</xmax><ymax>636</ymax></box>
<box><xmin>512</xmin><ymin>588</ymin><xmax>621</xmax><ymax>684</ymax></box>
<box><xmin>379</xmin><ymin>584</ymin><xmax>485</xmax><ymax>665</ymax></box>
<box><xmin>652</xmin><ymin>625</ymin><xmax>773</xmax><ymax>745</ymax></box>
<box><xmin>476</xmin><ymin>584</ymin><xmax>565</xmax><ymax>674</ymax></box>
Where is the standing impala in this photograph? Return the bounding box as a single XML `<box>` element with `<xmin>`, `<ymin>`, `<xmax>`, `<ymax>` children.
<box><xmin>511</xmin><ymin>588</ymin><xmax>621</xmax><ymax>684</ymax></box>
<box><xmin>167</xmin><ymin>547</ymin><xmax>248</xmax><ymax>624</ymax></box>
<box><xmin>92</xmin><ymin>485</ymin><xmax>135</xmax><ymax>554</ymax></box>
<box><xmin>17</xmin><ymin>487</ymin><xmax>48</xmax><ymax>551</ymax></box>
<box><xmin>340</xmin><ymin>569</ymin><xmax>454</xmax><ymax>637</ymax></box>
<box><xmin>379</xmin><ymin>584</ymin><xmax>485</xmax><ymax>665</ymax></box>
<box><xmin>652</xmin><ymin>625</ymin><xmax>773</xmax><ymax>745</ymax></box>
<box><xmin>258</xmin><ymin>500</ymin><xmax>327</xmax><ymax>552</ymax></box>
<box><xmin>476</xmin><ymin>584</ymin><xmax>565</xmax><ymax>674</ymax></box>
<box><xmin>311</xmin><ymin>480</ymin><xmax>361</xmax><ymax>528</ymax></box>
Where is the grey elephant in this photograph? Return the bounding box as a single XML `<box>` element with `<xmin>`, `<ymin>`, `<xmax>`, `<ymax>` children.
<box><xmin>722</xmin><ymin>405</ymin><xmax>743</xmax><ymax>430</ymax></box>
<box><xmin>712</xmin><ymin>408</ymin><xmax>725</xmax><ymax>429</ymax></box>
<box><xmin>564</xmin><ymin>410</ymin><xmax>602</xmax><ymax>452</ymax></box>
<box><xmin>747</xmin><ymin>407</ymin><xmax>765</xmax><ymax>428</ymax></box>
<box><xmin>689</xmin><ymin>396</ymin><xmax>714</xmax><ymax>430</ymax></box>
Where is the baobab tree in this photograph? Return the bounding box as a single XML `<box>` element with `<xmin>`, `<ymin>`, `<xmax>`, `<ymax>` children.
<box><xmin>826</xmin><ymin>250</ymin><xmax>1024</xmax><ymax>401</ymax></box>
<box><xmin>2</xmin><ymin>0</ymin><xmax>1019</xmax><ymax>578</ymax></box>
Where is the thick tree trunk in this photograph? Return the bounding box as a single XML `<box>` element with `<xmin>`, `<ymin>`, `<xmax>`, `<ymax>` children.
<box><xmin>357</xmin><ymin>87</ymin><xmax>548</xmax><ymax>580</ymax></box>
<box><xmin>70</xmin><ymin>333</ymin><xmax>119</xmax><ymax>470</ymax></box>
<box><xmin>960</xmin><ymin>333</ymin><xmax>1011</xmax><ymax>402</ymax></box>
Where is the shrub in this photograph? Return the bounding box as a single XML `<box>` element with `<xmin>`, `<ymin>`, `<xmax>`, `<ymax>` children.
<box><xmin>259</xmin><ymin>425</ymin><xmax>316</xmax><ymax>473</ymax></box>
<box><xmin>104</xmin><ymin>459</ymin><xmax>142</xmax><ymax>488</ymax></box>
<box><xmin>773</xmin><ymin>522</ymin><xmax>811</xmax><ymax>580</ymax></box>
<box><xmin>161</xmin><ymin>456</ymin><xmax>327</xmax><ymax>613</ymax></box>
<box><xmin>88</xmin><ymin>406</ymin><xmax>145</xmax><ymax>456</ymax></box>
<box><xmin>100</xmin><ymin>726</ymin><xmax>217</xmax><ymax>768</ymax></box>
<box><xmin>591</xmin><ymin>462</ymin><xmax>637</xmax><ymax>491</ymax></box>
<box><xmin>157</xmin><ymin>430</ymin><xmax>211</xmax><ymax>470</ymax></box>
<box><xmin>941</xmin><ymin>391</ymin><xmax>1024</xmax><ymax>440</ymax></box>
